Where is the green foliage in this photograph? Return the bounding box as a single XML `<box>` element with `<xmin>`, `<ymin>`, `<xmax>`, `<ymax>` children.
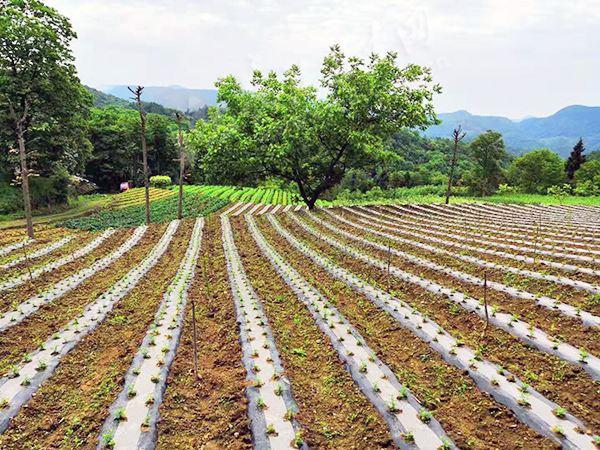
<box><xmin>0</xmin><ymin>0</ymin><xmax>92</xmax><ymax>178</ymax></box>
<box><xmin>150</xmin><ymin>175</ymin><xmax>172</xmax><ymax>188</ymax></box>
<box><xmin>508</xmin><ymin>149</ymin><xmax>565</xmax><ymax>194</ymax></box>
<box><xmin>465</xmin><ymin>131</ymin><xmax>507</xmax><ymax>196</ymax></box>
<box><xmin>85</xmin><ymin>107</ymin><xmax>178</xmax><ymax>192</ymax></box>
<box><xmin>574</xmin><ymin>159</ymin><xmax>600</xmax><ymax>195</ymax></box>
<box><xmin>565</xmin><ymin>138</ymin><xmax>585</xmax><ymax>182</ymax></box>
<box><xmin>0</xmin><ymin>183</ymin><xmax>22</xmax><ymax>214</ymax></box>
<box><xmin>63</xmin><ymin>190</ymin><xmax>227</xmax><ymax>230</ymax></box>
<box><xmin>190</xmin><ymin>45</ymin><xmax>440</xmax><ymax>208</ymax></box>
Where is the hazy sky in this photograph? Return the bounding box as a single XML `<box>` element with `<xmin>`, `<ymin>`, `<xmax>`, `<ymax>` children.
<box><xmin>47</xmin><ymin>0</ymin><xmax>600</xmax><ymax>119</ymax></box>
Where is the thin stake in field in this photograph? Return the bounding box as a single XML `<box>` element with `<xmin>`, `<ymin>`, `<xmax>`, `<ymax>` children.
<box><xmin>482</xmin><ymin>271</ymin><xmax>489</xmax><ymax>339</ymax></box>
<box><xmin>386</xmin><ymin>239</ymin><xmax>392</xmax><ymax>291</ymax></box>
<box><xmin>19</xmin><ymin>237</ymin><xmax>35</xmax><ymax>290</ymax></box>
<box><xmin>533</xmin><ymin>215</ymin><xmax>542</xmax><ymax>265</ymax></box>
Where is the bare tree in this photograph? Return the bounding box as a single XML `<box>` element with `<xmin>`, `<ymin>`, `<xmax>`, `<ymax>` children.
<box><xmin>445</xmin><ymin>125</ymin><xmax>467</xmax><ymax>205</ymax></box>
<box><xmin>129</xmin><ymin>86</ymin><xmax>151</xmax><ymax>225</ymax></box>
<box><xmin>175</xmin><ymin>112</ymin><xmax>186</xmax><ymax>220</ymax></box>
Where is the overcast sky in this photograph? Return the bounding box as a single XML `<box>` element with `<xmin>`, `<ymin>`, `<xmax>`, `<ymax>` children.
<box><xmin>47</xmin><ymin>0</ymin><xmax>600</xmax><ymax>119</ymax></box>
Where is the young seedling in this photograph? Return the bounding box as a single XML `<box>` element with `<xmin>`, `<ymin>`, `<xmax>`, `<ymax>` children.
<box><xmin>266</xmin><ymin>424</ymin><xmax>277</xmax><ymax>436</ymax></box>
<box><xmin>127</xmin><ymin>385</ymin><xmax>137</xmax><ymax>398</ymax></box>
<box><xmin>274</xmin><ymin>384</ymin><xmax>283</xmax><ymax>396</ymax></box>
<box><xmin>553</xmin><ymin>406</ymin><xmax>567</xmax><ymax>418</ymax></box>
<box><xmin>114</xmin><ymin>407</ymin><xmax>127</xmax><ymax>421</ymax></box>
<box><xmin>402</xmin><ymin>431</ymin><xmax>415</xmax><ymax>443</ymax></box>
<box><xmin>102</xmin><ymin>431</ymin><xmax>115</xmax><ymax>448</ymax></box>
<box><xmin>419</xmin><ymin>409</ymin><xmax>433</xmax><ymax>423</ymax></box>
<box><xmin>292</xmin><ymin>432</ymin><xmax>304</xmax><ymax>448</ymax></box>
<box><xmin>388</xmin><ymin>398</ymin><xmax>400</xmax><ymax>413</ymax></box>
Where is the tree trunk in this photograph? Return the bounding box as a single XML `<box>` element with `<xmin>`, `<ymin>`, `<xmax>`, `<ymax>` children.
<box><xmin>16</xmin><ymin>126</ymin><xmax>34</xmax><ymax>239</ymax></box>
<box><xmin>176</xmin><ymin>114</ymin><xmax>185</xmax><ymax>220</ymax></box>
<box><xmin>130</xmin><ymin>86</ymin><xmax>151</xmax><ymax>225</ymax></box>
<box><xmin>445</xmin><ymin>147</ymin><xmax>458</xmax><ymax>205</ymax></box>
<box><xmin>445</xmin><ymin>126</ymin><xmax>465</xmax><ymax>205</ymax></box>
<box><xmin>140</xmin><ymin>114</ymin><xmax>151</xmax><ymax>225</ymax></box>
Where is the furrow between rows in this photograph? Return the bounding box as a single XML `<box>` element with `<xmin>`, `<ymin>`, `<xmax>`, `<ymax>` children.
<box><xmin>0</xmin><ymin>220</ymin><xmax>179</xmax><ymax>433</ymax></box>
<box><xmin>267</xmin><ymin>214</ymin><xmax>597</xmax><ymax>449</ymax></box>
<box><xmin>247</xmin><ymin>215</ymin><xmax>454</xmax><ymax>449</ymax></box>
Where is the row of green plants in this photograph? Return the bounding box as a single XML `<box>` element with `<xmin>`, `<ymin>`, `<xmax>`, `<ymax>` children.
<box><xmin>62</xmin><ymin>191</ymin><xmax>227</xmax><ymax>230</ymax></box>
<box><xmin>172</xmin><ymin>185</ymin><xmax>300</xmax><ymax>205</ymax></box>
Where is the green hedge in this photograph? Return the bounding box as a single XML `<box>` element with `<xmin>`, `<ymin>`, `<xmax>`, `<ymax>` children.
<box><xmin>150</xmin><ymin>175</ymin><xmax>172</xmax><ymax>188</ymax></box>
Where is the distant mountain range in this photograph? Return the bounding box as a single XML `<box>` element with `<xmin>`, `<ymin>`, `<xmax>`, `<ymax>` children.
<box><xmin>94</xmin><ymin>85</ymin><xmax>599</xmax><ymax>157</ymax></box>
<box><xmin>424</xmin><ymin>105</ymin><xmax>600</xmax><ymax>157</ymax></box>
<box><xmin>101</xmin><ymin>85</ymin><xmax>218</xmax><ymax>112</ymax></box>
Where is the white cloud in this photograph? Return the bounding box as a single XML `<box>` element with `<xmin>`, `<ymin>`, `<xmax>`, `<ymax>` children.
<box><xmin>47</xmin><ymin>0</ymin><xmax>600</xmax><ymax>118</ymax></box>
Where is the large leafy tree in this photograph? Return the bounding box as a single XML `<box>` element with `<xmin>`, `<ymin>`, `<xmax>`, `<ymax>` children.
<box><xmin>192</xmin><ymin>46</ymin><xmax>441</xmax><ymax>208</ymax></box>
<box><xmin>0</xmin><ymin>0</ymin><xmax>90</xmax><ymax>237</ymax></box>
<box><xmin>508</xmin><ymin>148</ymin><xmax>565</xmax><ymax>194</ymax></box>
<box><xmin>465</xmin><ymin>131</ymin><xmax>507</xmax><ymax>196</ymax></box>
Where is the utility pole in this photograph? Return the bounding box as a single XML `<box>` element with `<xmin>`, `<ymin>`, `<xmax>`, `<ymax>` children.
<box><xmin>129</xmin><ymin>86</ymin><xmax>151</xmax><ymax>225</ymax></box>
<box><xmin>445</xmin><ymin>125</ymin><xmax>466</xmax><ymax>205</ymax></box>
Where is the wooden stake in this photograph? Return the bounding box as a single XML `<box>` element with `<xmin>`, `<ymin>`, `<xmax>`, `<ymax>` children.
<box><xmin>191</xmin><ymin>297</ymin><xmax>200</xmax><ymax>381</ymax></box>
<box><xmin>386</xmin><ymin>240</ymin><xmax>392</xmax><ymax>291</ymax></box>
<box><xmin>482</xmin><ymin>271</ymin><xmax>489</xmax><ymax>339</ymax></box>
<box><xmin>21</xmin><ymin>239</ymin><xmax>34</xmax><ymax>288</ymax></box>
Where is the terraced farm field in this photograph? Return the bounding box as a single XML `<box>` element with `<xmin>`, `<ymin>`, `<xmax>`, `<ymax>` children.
<box><xmin>0</xmin><ymin>202</ymin><xmax>599</xmax><ymax>449</ymax></box>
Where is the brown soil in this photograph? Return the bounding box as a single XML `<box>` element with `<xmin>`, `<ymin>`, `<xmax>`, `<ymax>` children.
<box><xmin>311</xmin><ymin>210</ymin><xmax>600</xmax><ymax>354</ymax></box>
<box><xmin>156</xmin><ymin>216</ymin><xmax>252</xmax><ymax>449</ymax></box>
<box><xmin>0</xmin><ymin>229</ymin><xmax>131</xmax><ymax>314</ymax></box>
<box><xmin>373</xmin><ymin>205</ymin><xmax>600</xmax><ymax>254</ymax></box>
<box><xmin>258</xmin><ymin>215</ymin><xmax>554</xmax><ymax>449</ymax></box>
<box><xmin>280</xmin><ymin>212</ymin><xmax>600</xmax><ymax>434</ymax></box>
<box><xmin>231</xmin><ymin>216</ymin><xmax>397</xmax><ymax>449</ymax></box>
<box><xmin>0</xmin><ymin>220</ymin><xmax>192</xmax><ymax>449</ymax></box>
<box><xmin>0</xmin><ymin>224</ymin><xmax>168</xmax><ymax>375</ymax></box>
<box><xmin>0</xmin><ymin>232</ymin><xmax>96</xmax><ymax>281</ymax></box>
<box><xmin>330</xmin><ymin>208</ymin><xmax>600</xmax><ymax>316</ymax></box>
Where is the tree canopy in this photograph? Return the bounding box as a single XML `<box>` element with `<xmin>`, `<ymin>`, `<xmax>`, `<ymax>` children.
<box><xmin>508</xmin><ymin>148</ymin><xmax>565</xmax><ymax>194</ymax></box>
<box><xmin>565</xmin><ymin>138</ymin><xmax>586</xmax><ymax>182</ymax></box>
<box><xmin>465</xmin><ymin>131</ymin><xmax>507</xmax><ymax>196</ymax></box>
<box><xmin>190</xmin><ymin>46</ymin><xmax>441</xmax><ymax>208</ymax></box>
<box><xmin>0</xmin><ymin>0</ymin><xmax>91</xmax><ymax>177</ymax></box>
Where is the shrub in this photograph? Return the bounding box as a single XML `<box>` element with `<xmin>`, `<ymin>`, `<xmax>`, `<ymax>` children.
<box><xmin>150</xmin><ymin>175</ymin><xmax>172</xmax><ymax>188</ymax></box>
<box><xmin>0</xmin><ymin>183</ymin><xmax>22</xmax><ymax>215</ymax></box>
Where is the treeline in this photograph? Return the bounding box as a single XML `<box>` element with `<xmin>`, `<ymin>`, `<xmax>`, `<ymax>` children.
<box><xmin>2</xmin><ymin>0</ymin><xmax>599</xmax><ymax>224</ymax></box>
<box><xmin>328</xmin><ymin>131</ymin><xmax>600</xmax><ymax>201</ymax></box>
